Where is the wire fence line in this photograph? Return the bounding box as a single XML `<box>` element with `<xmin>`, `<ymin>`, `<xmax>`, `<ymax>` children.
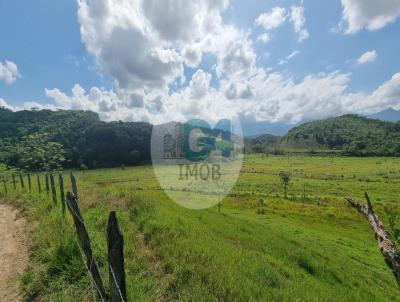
<box><xmin>1</xmin><ymin>171</ymin><xmax>128</xmax><ymax>302</ymax></box>
<box><xmin>109</xmin><ymin>263</ymin><xmax>126</xmax><ymax>302</ymax></box>
<box><xmin>73</xmin><ymin>234</ymin><xmax>107</xmax><ymax>302</ymax></box>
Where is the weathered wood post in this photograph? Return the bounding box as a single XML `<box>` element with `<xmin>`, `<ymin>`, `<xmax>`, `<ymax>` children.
<box><xmin>345</xmin><ymin>193</ymin><xmax>400</xmax><ymax>287</ymax></box>
<box><xmin>45</xmin><ymin>173</ymin><xmax>50</xmax><ymax>195</ymax></box>
<box><xmin>107</xmin><ymin>211</ymin><xmax>127</xmax><ymax>302</ymax></box>
<box><xmin>12</xmin><ymin>174</ymin><xmax>16</xmax><ymax>190</ymax></box>
<box><xmin>28</xmin><ymin>173</ymin><xmax>32</xmax><ymax>192</ymax></box>
<box><xmin>2</xmin><ymin>176</ymin><xmax>7</xmax><ymax>194</ymax></box>
<box><xmin>59</xmin><ymin>173</ymin><xmax>66</xmax><ymax>215</ymax></box>
<box><xmin>37</xmin><ymin>174</ymin><xmax>42</xmax><ymax>194</ymax></box>
<box><xmin>66</xmin><ymin>192</ymin><xmax>108</xmax><ymax>300</ymax></box>
<box><xmin>70</xmin><ymin>173</ymin><xmax>78</xmax><ymax>199</ymax></box>
<box><xmin>19</xmin><ymin>173</ymin><xmax>25</xmax><ymax>190</ymax></box>
<box><xmin>50</xmin><ymin>174</ymin><xmax>58</xmax><ymax>205</ymax></box>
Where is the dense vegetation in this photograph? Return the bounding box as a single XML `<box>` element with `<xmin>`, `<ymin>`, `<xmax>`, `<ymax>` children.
<box><xmin>0</xmin><ymin>108</ymin><xmax>152</xmax><ymax>170</ymax></box>
<box><xmin>281</xmin><ymin>115</ymin><xmax>400</xmax><ymax>156</ymax></box>
<box><xmin>247</xmin><ymin>115</ymin><xmax>400</xmax><ymax>156</ymax></box>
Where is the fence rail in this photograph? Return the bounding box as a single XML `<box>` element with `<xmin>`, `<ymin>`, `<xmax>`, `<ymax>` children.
<box><xmin>0</xmin><ymin>171</ymin><xmax>127</xmax><ymax>301</ymax></box>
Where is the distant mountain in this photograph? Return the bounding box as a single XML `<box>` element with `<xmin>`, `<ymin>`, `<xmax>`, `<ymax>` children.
<box><xmin>240</xmin><ymin>119</ymin><xmax>298</xmax><ymax>137</ymax></box>
<box><xmin>280</xmin><ymin>114</ymin><xmax>400</xmax><ymax>156</ymax></box>
<box><xmin>368</xmin><ymin>108</ymin><xmax>400</xmax><ymax>122</ymax></box>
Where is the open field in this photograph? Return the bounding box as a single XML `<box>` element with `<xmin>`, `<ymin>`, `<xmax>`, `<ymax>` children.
<box><xmin>1</xmin><ymin>155</ymin><xmax>400</xmax><ymax>301</ymax></box>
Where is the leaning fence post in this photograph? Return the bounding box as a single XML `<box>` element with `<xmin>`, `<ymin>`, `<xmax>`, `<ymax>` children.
<box><xmin>50</xmin><ymin>174</ymin><xmax>58</xmax><ymax>205</ymax></box>
<box><xmin>2</xmin><ymin>176</ymin><xmax>7</xmax><ymax>194</ymax></box>
<box><xmin>45</xmin><ymin>173</ymin><xmax>50</xmax><ymax>195</ymax></box>
<box><xmin>107</xmin><ymin>212</ymin><xmax>127</xmax><ymax>302</ymax></box>
<box><xmin>345</xmin><ymin>194</ymin><xmax>400</xmax><ymax>287</ymax></box>
<box><xmin>28</xmin><ymin>173</ymin><xmax>32</xmax><ymax>192</ymax></box>
<box><xmin>66</xmin><ymin>192</ymin><xmax>108</xmax><ymax>300</ymax></box>
<box><xmin>12</xmin><ymin>174</ymin><xmax>16</xmax><ymax>190</ymax></box>
<box><xmin>37</xmin><ymin>174</ymin><xmax>41</xmax><ymax>194</ymax></box>
<box><xmin>19</xmin><ymin>173</ymin><xmax>25</xmax><ymax>191</ymax></box>
<box><xmin>70</xmin><ymin>173</ymin><xmax>78</xmax><ymax>199</ymax></box>
<box><xmin>59</xmin><ymin>173</ymin><xmax>66</xmax><ymax>215</ymax></box>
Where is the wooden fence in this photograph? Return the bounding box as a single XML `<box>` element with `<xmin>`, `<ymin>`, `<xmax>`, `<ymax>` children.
<box><xmin>1</xmin><ymin>172</ymin><xmax>127</xmax><ymax>302</ymax></box>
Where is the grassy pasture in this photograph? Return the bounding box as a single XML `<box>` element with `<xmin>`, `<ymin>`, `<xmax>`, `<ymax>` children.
<box><xmin>1</xmin><ymin>155</ymin><xmax>400</xmax><ymax>301</ymax></box>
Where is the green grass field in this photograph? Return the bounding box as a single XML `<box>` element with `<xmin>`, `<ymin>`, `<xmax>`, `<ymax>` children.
<box><xmin>1</xmin><ymin>155</ymin><xmax>400</xmax><ymax>301</ymax></box>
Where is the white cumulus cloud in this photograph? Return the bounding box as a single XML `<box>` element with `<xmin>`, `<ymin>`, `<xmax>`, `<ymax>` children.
<box><xmin>41</xmin><ymin>68</ymin><xmax>400</xmax><ymax>126</ymax></box>
<box><xmin>255</xmin><ymin>5</ymin><xmax>309</xmax><ymax>43</ymax></box>
<box><xmin>45</xmin><ymin>84</ymin><xmax>121</xmax><ymax>115</ymax></box>
<box><xmin>0</xmin><ymin>60</ymin><xmax>20</xmax><ymax>85</ymax></box>
<box><xmin>341</xmin><ymin>0</ymin><xmax>400</xmax><ymax>33</ymax></box>
<box><xmin>256</xmin><ymin>33</ymin><xmax>270</xmax><ymax>44</ymax></box>
<box><xmin>255</xmin><ymin>7</ymin><xmax>287</xmax><ymax>31</ymax></box>
<box><xmin>290</xmin><ymin>5</ymin><xmax>309</xmax><ymax>42</ymax></box>
<box><xmin>190</xmin><ymin>69</ymin><xmax>212</xmax><ymax>99</ymax></box>
<box><xmin>30</xmin><ymin>0</ymin><xmax>394</xmax><ymax>127</ymax></box>
<box><xmin>357</xmin><ymin>50</ymin><xmax>378</xmax><ymax>65</ymax></box>
<box><xmin>77</xmin><ymin>0</ymin><xmax>234</xmax><ymax>94</ymax></box>
<box><xmin>0</xmin><ymin>98</ymin><xmax>12</xmax><ymax>109</ymax></box>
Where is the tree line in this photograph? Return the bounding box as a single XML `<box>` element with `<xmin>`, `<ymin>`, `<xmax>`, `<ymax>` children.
<box><xmin>0</xmin><ymin>108</ymin><xmax>152</xmax><ymax>171</ymax></box>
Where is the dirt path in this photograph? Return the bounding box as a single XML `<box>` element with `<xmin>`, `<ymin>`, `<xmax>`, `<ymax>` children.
<box><xmin>0</xmin><ymin>204</ymin><xmax>28</xmax><ymax>302</ymax></box>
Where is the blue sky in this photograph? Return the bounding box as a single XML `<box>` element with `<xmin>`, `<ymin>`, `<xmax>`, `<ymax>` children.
<box><xmin>230</xmin><ymin>0</ymin><xmax>399</xmax><ymax>85</ymax></box>
<box><xmin>0</xmin><ymin>0</ymin><xmax>110</xmax><ymax>105</ymax></box>
<box><xmin>1</xmin><ymin>0</ymin><xmax>400</xmax><ymax>127</ymax></box>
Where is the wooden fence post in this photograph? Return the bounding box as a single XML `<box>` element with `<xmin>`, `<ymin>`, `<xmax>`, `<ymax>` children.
<box><xmin>107</xmin><ymin>211</ymin><xmax>127</xmax><ymax>302</ymax></box>
<box><xmin>71</xmin><ymin>173</ymin><xmax>78</xmax><ymax>199</ymax></box>
<box><xmin>19</xmin><ymin>173</ymin><xmax>25</xmax><ymax>190</ymax></box>
<box><xmin>12</xmin><ymin>174</ymin><xmax>16</xmax><ymax>190</ymax></box>
<box><xmin>50</xmin><ymin>174</ymin><xmax>58</xmax><ymax>205</ymax></box>
<box><xmin>59</xmin><ymin>173</ymin><xmax>66</xmax><ymax>215</ymax></box>
<box><xmin>2</xmin><ymin>176</ymin><xmax>7</xmax><ymax>194</ymax></box>
<box><xmin>66</xmin><ymin>192</ymin><xmax>108</xmax><ymax>300</ymax></box>
<box><xmin>45</xmin><ymin>173</ymin><xmax>50</xmax><ymax>195</ymax></box>
<box><xmin>28</xmin><ymin>173</ymin><xmax>32</xmax><ymax>192</ymax></box>
<box><xmin>37</xmin><ymin>174</ymin><xmax>42</xmax><ymax>194</ymax></box>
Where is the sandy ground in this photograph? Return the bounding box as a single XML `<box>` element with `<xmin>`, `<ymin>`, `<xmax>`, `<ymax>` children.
<box><xmin>0</xmin><ymin>204</ymin><xmax>28</xmax><ymax>302</ymax></box>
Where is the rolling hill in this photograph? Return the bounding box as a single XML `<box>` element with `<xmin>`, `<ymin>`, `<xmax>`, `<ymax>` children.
<box><xmin>280</xmin><ymin>114</ymin><xmax>400</xmax><ymax>156</ymax></box>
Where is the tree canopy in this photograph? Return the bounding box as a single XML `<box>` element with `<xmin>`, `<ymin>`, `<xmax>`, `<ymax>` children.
<box><xmin>0</xmin><ymin>108</ymin><xmax>152</xmax><ymax>171</ymax></box>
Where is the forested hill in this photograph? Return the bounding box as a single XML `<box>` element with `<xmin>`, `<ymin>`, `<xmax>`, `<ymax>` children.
<box><xmin>0</xmin><ymin>108</ymin><xmax>152</xmax><ymax>170</ymax></box>
<box><xmin>280</xmin><ymin>114</ymin><xmax>400</xmax><ymax>156</ymax></box>
<box><xmin>2</xmin><ymin>109</ymin><xmax>400</xmax><ymax>171</ymax></box>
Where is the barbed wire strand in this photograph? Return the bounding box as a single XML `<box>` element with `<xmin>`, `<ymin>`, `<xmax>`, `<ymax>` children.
<box><xmin>89</xmin><ymin>282</ymin><xmax>97</xmax><ymax>302</ymax></box>
<box><xmin>73</xmin><ymin>235</ymin><xmax>106</xmax><ymax>302</ymax></box>
<box><xmin>67</xmin><ymin>199</ymin><xmax>107</xmax><ymax>302</ymax></box>
<box><xmin>109</xmin><ymin>262</ymin><xmax>126</xmax><ymax>302</ymax></box>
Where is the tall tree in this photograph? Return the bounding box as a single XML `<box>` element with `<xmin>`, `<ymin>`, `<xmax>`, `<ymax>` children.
<box><xmin>17</xmin><ymin>133</ymin><xmax>65</xmax><ymax>171</ymax></box>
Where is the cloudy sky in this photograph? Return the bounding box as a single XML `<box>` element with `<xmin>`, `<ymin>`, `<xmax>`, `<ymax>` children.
<box><xmin>1</xmin><ymin>0</ymin><xmax>400</xmax><ymax>128</ymax></box>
